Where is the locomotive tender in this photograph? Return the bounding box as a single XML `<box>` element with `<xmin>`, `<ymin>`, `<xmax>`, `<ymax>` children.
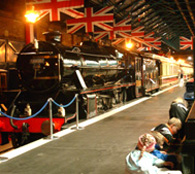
<box><xmin>0</xmin><ymin>31</ymin><xmax>193</xmax><ymax>147</ymax></box>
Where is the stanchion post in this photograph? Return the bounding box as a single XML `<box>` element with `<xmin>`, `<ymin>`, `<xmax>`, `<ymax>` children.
<box><xmin>71</xmin><ymin>94</ymin><xmax>84</xmax><ymax>130</ymax></box>
<box><xmin>76</xmin><ymin>94</ymin><xmax>79</xmax><ymax>128</ymax></box>
<box><xmin>49</xmin><ymin>98</ymin><xmax>54</xmax><ymax>139</ymax></box>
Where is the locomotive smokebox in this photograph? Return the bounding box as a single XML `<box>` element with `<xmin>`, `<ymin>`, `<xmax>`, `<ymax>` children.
<box><xmin>43</xmin><ymin>31</ymin><xmax>62</xmax><ymax>43</ymax></box>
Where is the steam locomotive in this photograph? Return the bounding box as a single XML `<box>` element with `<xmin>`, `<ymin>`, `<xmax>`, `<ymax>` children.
<box><xmin>0</xmin><ymin>31</ymin><xmax>193</xmax><ymax>147</ymax></box>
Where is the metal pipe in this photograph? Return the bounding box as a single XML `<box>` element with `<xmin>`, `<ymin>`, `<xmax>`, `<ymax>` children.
<box><xmin>76</xmin><ymin>94</ymin><xmax>79</xmax><ymax>129</ymax></box>
<box><xmin>49</xmin><ymin>98</ymin><xmax>53</xmax><ymax>139</ymax></box>
<box><xmin>10</xmin><ymin>105</ymin><xmax>17</xmax><ymax>129</ymax></box>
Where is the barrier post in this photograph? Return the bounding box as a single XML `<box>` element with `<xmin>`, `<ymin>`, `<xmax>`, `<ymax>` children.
<box><xmin>49</xmin><ymin>98</ymin><xmax>54</xmax><ymax>139</ymax></box>
<box><xmin>71</xmin><ymin>94</ymin><xmax>84</xmax><ymax>130</ymax></box>
<box><xmin>47</xmin><ymin>98</ymin><xmax>58</xmax><ymax>139</ymax></box>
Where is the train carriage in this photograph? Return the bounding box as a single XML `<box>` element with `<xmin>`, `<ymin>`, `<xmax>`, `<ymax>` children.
<box><xmin>180</xmin><ymin>62</ymin><xmax>193</xmax><ymax>80</ymax></box>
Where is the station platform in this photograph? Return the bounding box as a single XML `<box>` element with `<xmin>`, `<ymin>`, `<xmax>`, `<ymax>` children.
<box><xmin>0</xmin><ymin>85</ymin><xmax>186</xmax><ymax>174</ymax></box>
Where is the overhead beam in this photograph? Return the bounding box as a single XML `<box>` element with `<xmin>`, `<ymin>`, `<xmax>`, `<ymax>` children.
<box><xmin>174</xmin><ymin>0</ymin><xmax>194</xmax><ymax>36</ymax></box>
<box><xmin>184</xmin><ymin>0</ymin><xmax>195</xmax><ymax>28</ymax></box>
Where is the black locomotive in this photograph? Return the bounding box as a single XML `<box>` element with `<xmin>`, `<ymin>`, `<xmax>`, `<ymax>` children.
<box><xmin>15</xmin><ymin>31</ymin><xmax>135</xmax><ymax>116</ymax></box>
<box><xmin>1</xmin><ymin>31</ymin><xmax>190</xmax><ymax>147</ymax></box>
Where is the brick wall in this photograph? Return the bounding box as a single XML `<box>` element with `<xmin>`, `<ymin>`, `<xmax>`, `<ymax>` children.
<box><xmin>0</xmin><ymin>5</ymin><xmax>88</xmax><ymax>46</ymax></box>
<box><xmin>0</xmin><ymin>11</ymin><xmax>25</xmax><ymax>41</ymax></box>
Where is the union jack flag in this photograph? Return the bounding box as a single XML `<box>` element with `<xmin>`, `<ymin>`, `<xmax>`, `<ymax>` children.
<box><xmin>137</xmin><ymin>46</ymin><xmax>152</xmax><ymax>52</ymax></box>
<box><xmin>94</xmin><ymin>17</ymin><xmax>131</xmax><ymax>41</ymax></box>
<box><xmin>67</xmin><ymin>6</ymin><xmax>114</xmax><ymax>34</ymax></box>
<box><xmin>180</xmin><ymin>36</ymin><xmax>193</xmax><ymax>50</ymax></box>
<box><xmin>60</xmin><ymin>8</ymin><xmax>84</xmax><ymax>19</ymax></box>
<box><xmin>112</xmin><ymin>38</ymin><xmax>125</xmax><ymax>45</ymax></box>
<box><xmin>131</xmin><ymin>26</ymin><xmax>144</xmax><ymax>38</ymax></box>
<box><xmin>114</xmin><ymin>18</ymin><xmax>131</xmax><ymax>38</ymax></box>
<box><xmin>131</xmin><ymin>35</ymin><xmax>161</xmax><ymax>51</ymax></box>
<box><xmin>26</xmin><ymin>0</ymin><xmax>84</xmax><ymax>21</ymax></box>
<box><xmin>144</xmin><ymin>32</ymin><xmax>155</xmax><ymax>43</ymax></box>
<box><xmin>153</xmin><ymin>37</ymin><xmax>161</xmax><ymax>49</ymax></box>
<box><xmin>110</xmin><ymin>29</ymin><xmax>161</xmax><ymax>50</ymax></box>
<box><xmin>139</xmin><ymin>32</ymin><xmax>155</xmax><ymax>51</ymax></box>
<box><xmin>94</xmin><ymin>31</ymin><xmax>113</xmax><ymax>41</ymax></box>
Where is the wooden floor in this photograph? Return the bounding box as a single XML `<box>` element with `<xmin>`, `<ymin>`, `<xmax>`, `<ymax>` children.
<box><xmin>0</xmin><ymin>85</ymin><xmax>186</xmax><ymax>174</ymax></box>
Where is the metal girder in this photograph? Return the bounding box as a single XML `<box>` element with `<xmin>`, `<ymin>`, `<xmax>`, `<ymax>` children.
<box><xmin>174</xmin><ymin>0</ymin><xmax>194</xmax><ymax>36</ymax></box>
<box><xmin>89</xmin><ymin>0</ymin><xmax>194</xmax><ymax>50</ymax></box>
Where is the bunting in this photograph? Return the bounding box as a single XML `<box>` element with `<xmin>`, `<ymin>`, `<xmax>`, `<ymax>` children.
<box><xmin>67</xmin><ymin>6</ymin><xmax>114</xmax><ymax>34</ymax></box>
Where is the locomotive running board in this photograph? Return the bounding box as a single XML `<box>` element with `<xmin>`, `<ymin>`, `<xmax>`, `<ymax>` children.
<box><xmin>66</xmin><ymin>50</ymin><xmax>114</xmax><ymax>58</ymax></box>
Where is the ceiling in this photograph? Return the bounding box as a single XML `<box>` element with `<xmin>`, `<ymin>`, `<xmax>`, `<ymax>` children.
<box><xmin>0</xmin><ymin>0</ymin><xmax>194</xmax><ymax>60</ymax></box>
<box><xmin>88</xmin><ymin>0</ymin><xmax>195</xmax><ymax>53</ymax></box>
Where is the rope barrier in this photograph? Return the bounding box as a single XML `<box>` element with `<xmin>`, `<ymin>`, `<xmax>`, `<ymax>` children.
<box><xmin>52</xmin><ymin>94</ymin><xmax>77</xmax><ymax>107</ymax></box>
<box><xmin>0</xmin><ymin>95</ymin><xmax>77</xmax><ymax>120</ymax></box>
<box><xmin>0</xmin><ymin>100</ymin><xmax>49</xmax><ymax>120</ymax></box>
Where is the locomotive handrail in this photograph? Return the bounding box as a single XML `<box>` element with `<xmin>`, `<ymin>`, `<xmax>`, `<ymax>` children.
<box><xmin>66</xmin><ymin>50</ymin><xmax>114</xmax><ymax>58</ymax></box>
<box><xmin>20</xmin><ymin>51</ymin><xmax>54</xmax><ymax>55</ymax></box>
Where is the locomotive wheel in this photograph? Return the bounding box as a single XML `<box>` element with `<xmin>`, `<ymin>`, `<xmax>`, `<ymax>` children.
<box><xmin>11</xmin><ymin>133</ymin><xmax>22</xmax><ymax>148</ymax></box>
<box><xmin>11</xmin><ymin>133</ymin><xmax>44</xmax><ymax>148</ymax></box>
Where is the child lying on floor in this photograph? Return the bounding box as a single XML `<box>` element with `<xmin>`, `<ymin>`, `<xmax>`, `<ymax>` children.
<box><xmin>125</xmin><ymin>133</ymin><xmax>182</xmax><ymax>174</ymax></box>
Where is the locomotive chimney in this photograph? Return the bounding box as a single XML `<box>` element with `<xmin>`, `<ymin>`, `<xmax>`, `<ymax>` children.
<box><xmin>43</xmin><ymin>31</ymin><xmax>62</xmax><ymax>44</ymax></box>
